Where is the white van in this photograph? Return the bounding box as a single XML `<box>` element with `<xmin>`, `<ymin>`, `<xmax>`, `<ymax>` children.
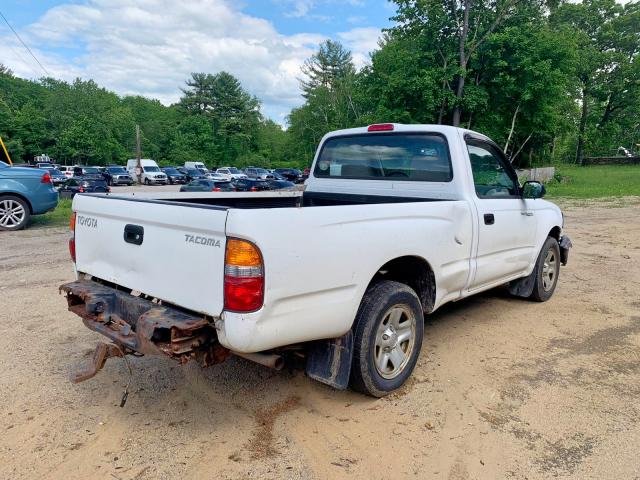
<box><xmin>184</xmin><ymin>161</ymin><xmax>207</xmax><ymax>171</ymax></box>
<box><xmin>127</xmin><ymin>159</ymin><xmax>167</xmax><ymax>185</ymax></box>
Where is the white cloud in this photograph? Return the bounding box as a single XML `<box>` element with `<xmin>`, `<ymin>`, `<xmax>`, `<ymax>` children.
<box><xmin>0</xmin><ymin>0</ymin><xmax>382</xmax><ymax>121</ymax></box>
<box><xmin>282</xmin><ymin>0</ymin><xmax>315</xmax><ymax>17</ymax></box>
<box><xmin>338</xmin><ymin>27</ymin><xmax>381</xmax><ymax>68</ymax></box>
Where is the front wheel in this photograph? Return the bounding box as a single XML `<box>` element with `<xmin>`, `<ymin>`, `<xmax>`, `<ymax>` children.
<box><xmin>350</xmin><ymin>280</ymin><xmax>424</xmax><ymax>397</ymax></box>
<box><xmin>144</xmin><ymin>178</ymin><xmax>150</xmax><ymax>185</ymax></box>
<box><xmin>530</xmin><ymin>237</ymin><xmax>561</xmax><ymax>302</ymax></box>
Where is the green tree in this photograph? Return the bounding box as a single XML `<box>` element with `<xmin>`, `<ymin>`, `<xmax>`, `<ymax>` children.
<box><xmin>551</xmin><ymin>0</ymin><xmax>640</xmax><ymax>162</ymax></box>
<box><xmin>287</xmin><ymin>41</ymin><xmax>363</xmax><ymax>166</ymax></box>
<box><xmin>391</xmin><ymin>0</ymin><xmax>543</xmax><ymax>126</ymax></box>
<box><xmin>179</xmin><ymin>71</ymin><xmax>261</xmax><ymax>165</ymax></box>
<box><xmin>300</xmin><ymin>40</ymin><xmax>355</xmax><ymax>96</ymax></box>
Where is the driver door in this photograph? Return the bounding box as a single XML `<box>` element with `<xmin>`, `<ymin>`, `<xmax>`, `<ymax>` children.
<box><xmin>467</xmin><ymin>138</ymin><xmax>538</xmax><ymax>290</ymax></box>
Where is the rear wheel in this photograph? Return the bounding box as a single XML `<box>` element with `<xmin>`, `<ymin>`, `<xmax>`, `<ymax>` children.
<box><xmin>0</xmin><ymin>196</ymin><xmax>30</xmax><ymax>231</ymax></box>
<box><xmin>350</xmin><ymin>280</ymin><xmax>423</xmax><ymax>397</ymax></box>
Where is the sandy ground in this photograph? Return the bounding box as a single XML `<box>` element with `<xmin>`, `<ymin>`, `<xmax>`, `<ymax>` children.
<box><xmin>0</xmin><ymin>198</ymin><xmax>639</xmax><ymax>480</ymax></box>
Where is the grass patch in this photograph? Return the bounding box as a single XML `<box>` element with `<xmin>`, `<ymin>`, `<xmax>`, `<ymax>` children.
<box><xmin>30</xmin><ymin>198</ymin><xmax>72</xmax><ymax>228</ymax></box>
<box><xmin>545</xmin><ymin>165</ymin><xmax>640</xmax><ymax>198</ymax></box>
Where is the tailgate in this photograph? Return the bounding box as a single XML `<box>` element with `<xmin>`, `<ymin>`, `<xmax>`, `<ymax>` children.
<box><xmin>73</xmin><ymin>195</ymin><xmax>228</xmax><ymax>316</ymax></box>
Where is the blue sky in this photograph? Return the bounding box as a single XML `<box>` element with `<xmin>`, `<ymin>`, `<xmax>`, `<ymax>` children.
<box><xmin>0</xmin><ymin>0</ymin><xmax>396</xmax><ymax>122</ymax></box>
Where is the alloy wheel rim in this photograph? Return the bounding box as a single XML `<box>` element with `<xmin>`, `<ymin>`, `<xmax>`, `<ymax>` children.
<box><xmin>542</xmin><ymin>250</ymin><xmax>557</xmax><ymax>291</ymax></box>
<box><xmin>374</xmin><ymin>305</ymin><xmax>416</xmax><ymax>379</ymax></box>
<box><xmin>0</xmin><ymin>199</ymin><xmax>26</xmax><ymax>228</ymax></box>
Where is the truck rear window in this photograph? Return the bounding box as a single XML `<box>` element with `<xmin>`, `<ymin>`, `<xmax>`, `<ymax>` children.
<box><xmin>314</xmin><ymin>133</ymin><xmax>452</xmax><ymax>182</ymax></box>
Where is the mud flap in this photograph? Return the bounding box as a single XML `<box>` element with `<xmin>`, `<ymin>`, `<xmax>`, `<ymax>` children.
<box><xmin>559</xmin><ymin>235</ymin><xmax>572</xmax><ymax>265</ymax></box>
<box><xmin>305</xmin><ymin>331</ymin><xmax>353</xmax><ymax>390</ymax></box>
<box><xmin>508</xmin><ymin>269</ymin><xmax>536</xmax><ymax>298</ymax></box>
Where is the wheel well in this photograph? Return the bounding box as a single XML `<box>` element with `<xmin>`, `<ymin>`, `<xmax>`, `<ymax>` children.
<box><xmin>549</xmin><ymin>226</ymin><xmax>561</xmax><ymax>240</ymax></box>
<box><xmin>369</xmin><ymin>256</ymin><xmax>436</xmax><ymax>314</ymax></box>
<box><xmin>0</xmin><ymin>192</ymin><xmax>33</xmax><ymax>214</ymax></box>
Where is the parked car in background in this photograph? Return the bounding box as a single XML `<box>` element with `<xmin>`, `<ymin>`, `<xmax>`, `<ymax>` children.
<box><xmin>216</xmin><ymin>167</ymin><xmax>247</xmax><ymax>180</ymax></box>
<box><xmin>161</xmin><ymin>167</ymin><xmax>187</xmax><ymax>184</ymax></box>
<box><xmin>72</xmin><ymin>166</ymin><xmax>103</xmax><ymax>179</ymax></box>
<box><xmin>102</xmin><ymin>166</ymin><xmax>134</xmax><ymax>186</ymax></box>
<box><xmin>49</xmin><ymin>168</ymin><xmax>67</xmax><ymax>187</ymax></box>
<box><xmin>177</xmin><ymin>167</ymin><xmax>207</xmax><ymax>182</ymax></box>
<box><xmin>274</xmin><ymin>168</ymin><xmax>304</xmax><ymax>183</ymax></box>
<box><xmin>57</xmin><ymin>166</ymin><xmax>74</xmax><ymax>178</ymax></box>
<box><xmin>232</xmin><ymin>178</ymin><xmax>271</xmax><ymax>191</ymax></box>
<box><xmin>126</xmin><ymin>159</ymin><xmax>167</xmax><ymax>185</ymax></box>
<box><xmin>179</xmin><ymin>179</ymin><xmax>235</xmax><ymax>192</ymax></box>
<box><xmin>269</xmin><ymin>171</ymin><xmax>287</xmax><ymax>180</ymax></box>
<box><xmin>0</xmin><ymin>160</ymin><xmax>58</xmax><ymax>231</ymax></box>
<box><xmin>198</xmin><ymin>169</ymin><xmax>228</xmax><ymax>181</ymax></box>
<box><xmin>184</xmin><ymin>161</ymin><xmax>207</xmax><ymax>170</ymax></box>
<box><xmin>59</xmin><ymin>177</ymin><xmax>110</xmax><ymax>199</ymax></box>
<box><xmin>268</xmin><ymin>179</ymin><xmax>296</xmax><ymax>190</ymax></box>
<box><xmin>244</xmin><ymin>167</ymin><xmax>274</xmax><ymax>180</ymax></box>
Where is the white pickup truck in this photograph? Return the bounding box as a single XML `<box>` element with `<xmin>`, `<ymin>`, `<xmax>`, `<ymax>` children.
<box><xmin>61</xmin><ymin>124</ymin><xmax>571</xmax><ymax>397</ymax></box>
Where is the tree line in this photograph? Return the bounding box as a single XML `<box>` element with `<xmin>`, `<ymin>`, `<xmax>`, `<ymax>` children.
<box><xmin>1</xmin><ymin>0</ymin><xmax>639</xmax><ymax>168</ymax></box>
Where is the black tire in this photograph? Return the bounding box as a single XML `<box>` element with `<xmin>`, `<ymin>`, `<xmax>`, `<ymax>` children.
<box><xmin>350</xmin><ymin>280</ymin><xmax>424</xmax><ymax>397</ymax></box>
<box><xmin>144</xmin><ymin>178</ymin><xmax>150</xmax><ymax>185</ymax></box>
<box><xmin>0</xmin><ymin>195</ymin><xmax>31</xmax><ymax>231</ymax></box>
<box><xmin>530</xmin><ymin>237</ymin><xmax>561</xmax><ymax>302</ymax></box>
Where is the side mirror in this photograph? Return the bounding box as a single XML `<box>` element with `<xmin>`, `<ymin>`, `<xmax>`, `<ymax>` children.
<box><xmin>522</xmin><ymin>180</ymin><xmax>546</xmax><ymax>199</ymax></box>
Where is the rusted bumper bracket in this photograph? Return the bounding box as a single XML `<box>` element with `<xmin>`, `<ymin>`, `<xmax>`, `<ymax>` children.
<box><xmin>72</xmin><ymin>342</ymin><xmax>124</xmax><ymax>383</ymax></box>
<box><xmin>60</xmin><ymin>280</ymin><xmax>229</xmax><ymax>382</ymax></box>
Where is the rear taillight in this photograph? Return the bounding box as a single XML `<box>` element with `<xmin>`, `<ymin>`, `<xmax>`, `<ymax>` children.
<box><xmin>213</xmin><ymin>187</ymin><xmax>221</xmax><ymax>192</ymax></box>
<box><xmin>250</xmin><ymin>186</ymin><xmax>257</xmax><ymax>192</ymax></box>
<box><xmin>69</xmin><ymin>212</ymin><xmax>76</xmax><ymax>263</ymax></box>
<box><xmin>41</xmin><ymin>171</ymin><xmax>52</xmax><ymax>184</ymax></box>
<box><xmin>224</xmin><ymin>238</ymin><xmax>264</xmax><ymax>312</ymax></box>
<box><xmin>78</xmin><ymin>187</ymin><xmax>84</xmax><ymax>193</ymax></box>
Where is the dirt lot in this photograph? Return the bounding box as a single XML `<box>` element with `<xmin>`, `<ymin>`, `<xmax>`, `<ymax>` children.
<box><xmin>1</xmin><ymin>199</ymin><xmax>639</xmax><ymax>480</ymax></box>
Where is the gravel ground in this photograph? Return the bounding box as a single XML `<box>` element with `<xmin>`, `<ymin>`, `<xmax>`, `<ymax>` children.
<box><xmin>0</xmin><ymin>198</ymin><xmax>639</xmax><ymax>480</ymax></box>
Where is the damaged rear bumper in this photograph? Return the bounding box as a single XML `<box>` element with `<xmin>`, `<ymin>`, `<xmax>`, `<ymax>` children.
<box><xmin>60</xmin><ymin>279</ymin><xmax>229</xmax><ymax>371</ymax></box>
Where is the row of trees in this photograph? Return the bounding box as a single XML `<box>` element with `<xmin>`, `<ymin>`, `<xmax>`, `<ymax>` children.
<box><xmin>1</xmin><ymin>0</ymin><xmax>639</xmax><ymax>168</ymax></box>
<box><xmin>0</xmin><ymin>69</ymin><xmax>290</xmax><ymax>168</ymax></box>
<box><xmin>288</xmin><ymin>0</ymin><xmax>640</xmax><ymax>166</ymax></box>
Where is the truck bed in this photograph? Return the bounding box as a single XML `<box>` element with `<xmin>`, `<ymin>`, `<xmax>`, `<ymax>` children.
<box><xmin>81</xmin><ymin>189</ymin><xmax>446</xmax><ymax>210</ymax></box>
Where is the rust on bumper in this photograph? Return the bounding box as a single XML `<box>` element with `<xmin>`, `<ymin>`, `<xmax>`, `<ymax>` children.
<box><xmin>60</xmin><ymin>279</ymin><xmax>229</xmax><ymax>381</ymax></box>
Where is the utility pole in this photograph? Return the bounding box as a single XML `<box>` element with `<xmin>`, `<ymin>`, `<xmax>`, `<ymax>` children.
<box><xmin>135</xmin><ymin>125</ymin><xmax>142</xmax><ymax>184</ymax></box>
<box><xmin>0</xmin><ymin>135</ymin><xmax>12</xmax><ymax>165</ymax></box>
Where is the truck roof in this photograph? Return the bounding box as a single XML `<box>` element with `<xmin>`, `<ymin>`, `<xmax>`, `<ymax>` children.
<box><xmin>322</xmin><ymin>123</ymin><xmax>491</xmax><ymax>142</ymax></box>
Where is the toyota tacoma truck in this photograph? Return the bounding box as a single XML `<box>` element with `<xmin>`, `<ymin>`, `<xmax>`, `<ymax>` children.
<box><xmin>60</xmin><ymin>124</ymin><xmax>571</xmax><ymax>397</ymax></box>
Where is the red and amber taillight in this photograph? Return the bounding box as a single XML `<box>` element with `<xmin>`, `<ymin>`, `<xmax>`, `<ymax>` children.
<box><xmin>224</xmin><ymin>239</ymin><xmax>264</xmax><ymax>312</ymax></box>
<box><xmin>69</xmin><ymin>212</ymin><xmax>76</xmax><ymax>263</ymax></box>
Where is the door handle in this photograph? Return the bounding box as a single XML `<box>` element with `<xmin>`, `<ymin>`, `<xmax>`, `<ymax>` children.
<box><xmin>521</xmin><ymin>211</ymin><xmax>534</xmax><ymax>216</ymax></box>
<box><xmin>484</xmin><ymin>213</ymin><xmax>495</xmax><ymax>225</ymax></box>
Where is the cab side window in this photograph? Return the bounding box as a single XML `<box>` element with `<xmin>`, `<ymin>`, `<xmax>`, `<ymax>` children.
<box><xmin>467</xmin><ymin>141</ymin><xmax>519</xmax><ymax>198</ymax></box>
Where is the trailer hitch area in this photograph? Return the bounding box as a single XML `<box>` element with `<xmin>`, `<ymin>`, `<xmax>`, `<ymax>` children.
<box><xmin>72</xmin><ymin>342</ymin><xmax>125</xmax><ymax>384</ymax></box>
